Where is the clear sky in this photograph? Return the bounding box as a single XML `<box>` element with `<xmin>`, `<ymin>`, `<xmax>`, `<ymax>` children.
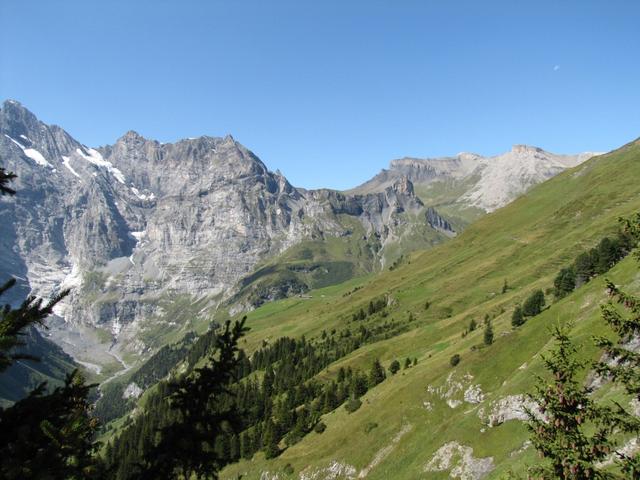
<box><xmin>1</xmin><ymin>1</ymin><xmax>638</xmax><ymax>190</ymax></box>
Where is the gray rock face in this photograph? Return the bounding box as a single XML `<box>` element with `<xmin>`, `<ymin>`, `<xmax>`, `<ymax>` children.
<box><xmin>0</xmin><ymin>100</ymin><xmax>445</xmax><ymax>369</ymax></box>
<box><xmin>426</xmin><ymin>207</ymin><xmax>455</xmax><ymax>236</ymax></box>
<box><xmin>350</xmin><ymin>147</ymin><xmax>598</xmax><ymax>212</ymax></box>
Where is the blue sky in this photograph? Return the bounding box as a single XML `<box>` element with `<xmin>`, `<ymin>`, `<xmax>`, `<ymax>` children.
<box><xmin>1</xmin><ymin>1</ymin><xmax>639</xmax><ymax>190</ymax></box>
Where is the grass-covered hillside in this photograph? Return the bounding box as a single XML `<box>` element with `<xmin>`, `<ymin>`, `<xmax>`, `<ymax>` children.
<box><xmin>103</xmin><ymin>138</ymin><xmax>640</xmax><ymax>479</ymax></box>
<box><xmin>214</xmin><ymin>138</ymin><xmax>640</xmax><ymax>479</ymax></box>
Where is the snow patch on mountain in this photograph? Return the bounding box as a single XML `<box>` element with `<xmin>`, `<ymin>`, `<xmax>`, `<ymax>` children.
<box><xmin>62</xmin><ymin>155</ymin><xmax>81</xmax><ymax>178</ymax></box>
<box><xmin>130</xmin><ymin>230</ymin><xmax>146</xmax><ymax>242</ymax></box>
<box><xmin>4</xmin><ymin>134</ymin><xmax>53</xmax><ymax>168</ymax></box>
<box><xmin>130</xmin><ymin>187</ymin><xmax>155</xmax><ymax>201</ymax></box>
<box><xmin>76</xmin><ymin>147</ymin><xmax>126</xmax><ymax>184</ymax></box>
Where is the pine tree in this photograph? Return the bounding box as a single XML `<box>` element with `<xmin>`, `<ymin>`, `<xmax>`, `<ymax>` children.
<box><xmin>403</xmin><ymin>358</ymin><xmax>411</xmax><ymax>369</ymax></box>
<box><xmin>263</xmin><ymin>365</ymin><xmax>275</xmax><ymax>398</ymax></box>
<box><xmin>574</xmin><ymin>251</ymin><xmax>596</xmax><ymax>286</ymax></box>
<box><xmin>351</xmin><ymin>372</ymin><xmax>368</xmax><ymax>397</ymax></box>
<box><xmin>138</xmin><ymin>318</ymin><xmax>249</xmax><ymax>479</ymax></box>
<box><xmin>592</xmin><ymin>213</ymin><xmax>640</xmax><ymax>476</ymax></box>
<box><xmin>240</xmin><ymin>430</ymin><xmax>252</xmax><ymax>459</ymax></box>
<box><xmin>263</xmin><ymin>419</ymin><xmax>280</xmax><ymax>459</ymax></box>
<box><xmin>483</xmin><ymin>320</ymin><xmax>494</xmax><ymax>346</ymax></box>
<box><xmin>469</xmin><ymin>318</ymin><xmax>477</xmax><ymax>332</ymax></box>
<box><xmin>527</xmin><ymin>325</ymin><xmax>613</xmax><ymax>479</ymax></box>
<box><xmin>511</xmin><ymin>305</ymin><xmax>525</xmax><ymax>328</ymax></box>
<box><xmin>252</xmin><ymin>422</ymin><xmax>263</xmax><ymax>452</ymax></box>
<box><xmin>229</xmin><ymin>434</ymin><xmax>239</xmax><ymax>461</ymax></box>
<box><xmin>554</xmin><ymin>267</ymin><xmax>576</xmax><ymax>299</ymax></box>
<box><xmin>596</xmin><ymin>237</ymin><xmax>618</xmax><ymax>274</ymax></box>
<box><xmin>523</xmin><ymin>289</ymin><xmax>545</xmax><ymax>317</ymax></box>
<box><xmin>388</xmin><ymin>359</ymin><xmax>400</xmax><ymax>375</ymax></box>
<box><xmin>368</xmin><ymin>358</ymin><xmax>386</xmax><ymax>387</ymax></box>
<box><xmin>502</xmin><ymin>279</ymin><xmax>509</xmax><ymax>294</ymax></box>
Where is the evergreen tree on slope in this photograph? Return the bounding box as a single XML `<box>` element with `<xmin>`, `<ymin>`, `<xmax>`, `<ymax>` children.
<box><xmin>593</xmin><ymin>213</ymin><xmax>640</xmax><ymax>477</ymax></box>
<box><xmin>528</xmin><ymin>325</ymin><xmax>614</xmax><ymax>479</ymax></box>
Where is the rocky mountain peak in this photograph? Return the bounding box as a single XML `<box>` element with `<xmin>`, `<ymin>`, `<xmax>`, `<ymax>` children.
<box><xmin>1</xmin><ymin>99</ymin><xmax>43</xmax><ymax>138</ymax></box>
<box><xmin>511</xmin><ymin>144</ymin><xmax>543</xmax><ymax>155</ymax></box>
<box><xmin>457</xmin><ymin>152</ymin><xmax>482</xmax><ymax>162</ymax></box>
<box><xmin>119</xmin><ymin>130</ymin><xmax>146</xmax><ymax>143</ymax></box>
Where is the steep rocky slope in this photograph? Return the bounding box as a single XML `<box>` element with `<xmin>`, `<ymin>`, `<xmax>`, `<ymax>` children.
<box><xmin>0</xmin><ymin>100</ymin><xmax>451</xmax><ymax>375</ymax></box>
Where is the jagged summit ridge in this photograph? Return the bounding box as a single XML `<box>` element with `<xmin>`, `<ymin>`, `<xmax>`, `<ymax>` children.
<box><xmin>0</xmin><ymin>100</ymin><xmax>447</xmax><ymax>370</ymax></box>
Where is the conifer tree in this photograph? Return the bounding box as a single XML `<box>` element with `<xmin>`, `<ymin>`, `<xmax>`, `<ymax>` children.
<box><xmin>523</xmin><ymin>289</ymin><xmax>545</xmax><ymax>317</ymax></box>
<box><xmin>388</xmin><ymin>359</ymin><xmax>400</xmax><ymax>375</ymax></box>
<box><xmin>593</xmin><ymin>213</ymin><xmax>640</xmax><ymax>476</ymax></box>
<box><xmin>138</xmin><ymin>318</ymin><xmax>249</xmax><ymax>479</ymax></box>
<box><xmin>263</xmin><ymin>419</ymin><xmax>280</xmax><ymax>459</ymax></box>
<box><xmin>596</xmin><ymin>237</ymin><xmax>618</xmax><ymax>274</ymax></box>
<box><xmin>511</xmin><ymin>305</ymin><xmax>525</xmax><ymax>328</ymax></box>
<box><xmin>527</xmin><ymin>325</ymin><xmax>613</xmax><ymax>479</ymax></box>
<box><xmin>483</xmin><ymin>320</ymin><xmax>494</xmax><ymax>346</ymax></box>
<box><xmin>229</xmin><ymin>434</ymin><xmax>239</xmax><ymax>461</ymax></box>
<box><xmin>368</xmin><ymin>358</ymin><xmax>386</xmax><ymax>387</ymax></box>
<box><xmin>554</xmin><ymin>267</ymin><xmax>576</xmax><ymax>299</ymax></box>
<box><xmin>574</xmin><ymin>251</ymin><xmax>596</xmax><ymax>286</ymax></box>
<box><xmin>469</xmin><ymin>318</ymin><xmax>477</xmax><ymax>332</ymax></box>
<box><xmin>351</xmin><ymin>372</ymin><xmax>368</xmax><ymax>397</ymax></box>
<box><xmin>240</xmin><ymin>431</ymin><xmax>252</xmax><ymax>460</ymax></box>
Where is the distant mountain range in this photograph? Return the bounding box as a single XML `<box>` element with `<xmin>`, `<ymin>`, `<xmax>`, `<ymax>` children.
<box><xmin>350</xmin><ymin>145</ymin><xmax>597</xmax><ymax>221</ymax></box>
<box><xmin>0</xmin><ymin>99</ymin><xmax>596</xmax><ymax>387</ymax></box>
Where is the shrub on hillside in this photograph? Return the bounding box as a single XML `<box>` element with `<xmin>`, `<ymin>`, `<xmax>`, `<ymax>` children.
<box><xmin>313</xmin><ymin>421</ymin><xmax>327</xmax><ymax>434</ymax></box>
<box><xmin>523</xmin><ymin>290</ymin><xmax>545</xmax><ymax>317</ymax></box>
<box><xmin>345</xmin><ymin>397</ymin><xmax>362</xmax><ymax>413</ymax></box>
<box><xmin>450</xmin><ymin>354</ymin><xmax>461</xmax><ymax>367</ymax></box>
<box><xmin>389</xmin><ymin>359</ymin><xmax>400</xmax><ymax>375</ymax></box>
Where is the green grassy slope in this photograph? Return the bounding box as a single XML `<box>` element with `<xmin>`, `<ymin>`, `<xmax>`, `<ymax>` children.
<box><xmin>414</xmin><ymin>175</ymin><xmax>486</xmax><ymax>228</ymax></box>
<box><xmin>226</xmin><ymin>210</ymin><xmax>449</xmax><ymax>312</ymax></box>
<box><xmin>217</xmin><ymin>138</ymin><xmax>640</xmax><ymax>479</ymax></box>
